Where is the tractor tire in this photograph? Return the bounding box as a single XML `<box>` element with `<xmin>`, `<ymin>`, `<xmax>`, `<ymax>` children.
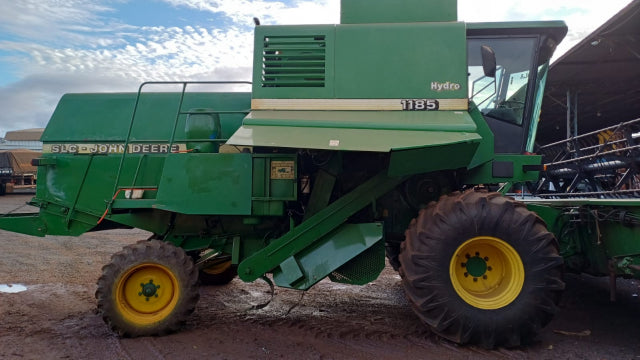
<box><xmin>399</xmin><ymin>190</ymin><xmax>564</xmax><ymax>348</ymax></box>
<box><xmin>199</xmin><ymin>260</ymin><xmax>237</xmax><ymax>286</ymax></box>
<box><xmin>96</xmin><ymin>240</ymin><xmax>199</xmax><ymax>337</ymax></box>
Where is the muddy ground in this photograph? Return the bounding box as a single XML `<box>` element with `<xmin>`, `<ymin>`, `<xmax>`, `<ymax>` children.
<box><xmin>1</xmin><ymin>194</ymin><xmax>640</xmax><ymax>359</ymax></box>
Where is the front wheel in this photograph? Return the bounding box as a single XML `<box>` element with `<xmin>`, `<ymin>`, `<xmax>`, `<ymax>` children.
<box><xmin>96</xmin><ymin>240</ymin><xmax>199</xmax><ymax>337</ymax></box>
<box><xmin>399</xmin><ymin>191</ymin><xmax>564</xmax><ymax>348</ymax></box>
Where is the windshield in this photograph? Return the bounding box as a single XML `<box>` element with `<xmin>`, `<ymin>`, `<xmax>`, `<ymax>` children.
<box><xmin>468</xmin><ymin>37</ymin><xmax>537</xmax><ymax>126</ymax></box>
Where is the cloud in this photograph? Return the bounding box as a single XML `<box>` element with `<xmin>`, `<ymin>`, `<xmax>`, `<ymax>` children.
<box><xmin>160</xmin><ymin>0</ymin><xmax>340</xmax><ymax>25</ymax></box>
<box><xmin>0</xmin><ymin>0</ymin><xmax>124</xmax><ymax>47</ymax></box>
<box><xmin>0</xmin><ymin>0</ymin><xmax>344</xmax><ymax>135</ymax></box>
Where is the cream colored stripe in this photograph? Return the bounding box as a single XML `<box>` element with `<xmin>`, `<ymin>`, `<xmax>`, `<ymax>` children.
<box><xmin>251</xmin><ymin>98</ymin><xmax>468</xmax><ymax>111</ymax></box>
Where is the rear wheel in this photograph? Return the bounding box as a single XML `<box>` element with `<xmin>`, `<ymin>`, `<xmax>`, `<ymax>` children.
<box><xmin>96</xmin><ymin>240</ymin><xmax>199</xmax><ymax>337</ymax></box>
<box><xmin>399</xmin><ymin>191</ymin><xmax>564</xmax><ymax>348</ymax></box>
<box><xmin>199</xmin><ymin>260</ymin><xmax>237</xmax><ymax>286</ymax></box>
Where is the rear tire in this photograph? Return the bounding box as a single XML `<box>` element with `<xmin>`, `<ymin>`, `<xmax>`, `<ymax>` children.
<box><xmin>399</xmin><ymin>191</ymin><xmax>564</xmax><ymax>348</ymax></box>
<box><xmin>199</xmin><ymin>260</ymin><xmax>237</xmax><ymax>286</ymax></box>
<box><xmin>96</xmin><ymin>240</ymin><xmax>199</xmax><ymax>337</ymax></box>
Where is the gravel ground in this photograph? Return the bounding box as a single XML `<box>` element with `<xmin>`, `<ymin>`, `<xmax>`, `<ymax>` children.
<box><xmin>1</xmin><ymin>194</ymin><xmax>640</xmax><ymax>359</ymax></box>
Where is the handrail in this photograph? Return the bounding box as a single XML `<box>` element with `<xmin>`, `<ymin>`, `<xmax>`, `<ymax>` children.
<box><xmin>104</xmin><ymin>80</ymin><xmax>252</xmax><ymax>222</ymax></box>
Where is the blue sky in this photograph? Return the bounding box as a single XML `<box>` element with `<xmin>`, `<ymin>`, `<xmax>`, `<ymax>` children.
<box><xmin>0</xmin><ymin>0</ymin><xmax>633</xmax><ymax>136</ymax></box>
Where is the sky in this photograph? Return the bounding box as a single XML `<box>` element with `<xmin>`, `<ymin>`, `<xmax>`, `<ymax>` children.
<box><xmin>0</xmin><ymin>0</ymin><xmax>633</xmax><ymax>137</ymax></box>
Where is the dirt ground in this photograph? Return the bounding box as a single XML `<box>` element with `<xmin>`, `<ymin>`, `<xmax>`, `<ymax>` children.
<box><xmin>1</xmin><ymin>194</ymin><xmax>640</xmax><ymax>360</ymax></box>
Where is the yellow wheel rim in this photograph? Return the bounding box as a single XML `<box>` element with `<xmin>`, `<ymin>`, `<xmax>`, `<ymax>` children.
<box><xmin>202</xmin><ymin>260</ymin><xmax>231</xmax><ymax>275</ymax></box>
<box><xmin>116</xmin><ymin>263</ymin><xmax>180</xmax><ymax>326</ymax></box>
<box><xmin>449</xmin><ymin>236</ymin><xmax>524</xmax><ymax>310</ymax></box>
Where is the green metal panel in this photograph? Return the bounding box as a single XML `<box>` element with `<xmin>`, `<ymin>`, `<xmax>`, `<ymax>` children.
<box><xmin>229</xmin><ymin>125</ymin><xmax>480</xmax><ymax>152</ymax></box>
<box><xmin>334</xmin><ymin>22</ymin><xmax>467</xmax><ymax>99</ymax></box>
<box><xmin>466</xmin><ymin>102</ymin><xmax>495</xmax><ymax>169</ymax></box>
<box><xmin>251</xmin><ymin>154</ymin><xmax>297</xmax><ymax>200</ymax></box>
<box><xmin>251</xmin><ymin>154</ymin><xmax>297</xmax><ymax>216</ymax></box>
<box><xmin>464</xmin><ymin>154</ymin><xmax>542</xmax><ymax>184</ymax></box>
<box><xmin>272</xmin><ymin>223</ymin><xmax>384</xmax><ymax>290</ymax></box>
<box><xmin>252</xmin><ymin>21</ymin><xmax>466</xmax><ymax>101</ymax></box>
<box><xmin>36</xmin><ymin>154</ymin><xmax>164</xmax><ymax>214</ymax></box>
<box><xmin>238</xmin><ymin>171</ymin><xmax>406</xmax><ymax>283</ymax></box>
<box><xmin>42</xmin><ymin>92</ymin><xmax>250</xmax><ymax>142</ymax></box>
<box><xmin>228</xmin><ymin>110</ymin><xmax>481</xmax><ymax>152</ymax></box>
<box><xmin>388</xmin><ymin>141</ymin><xmax>479</xmax><ymax>176</ymax></box>
<box><xmin>155</xmin><ymin>153</ymin><xmax>252</xmax><ymax>215</ymax></box>
<box><xmin>341</xmin><ymin>0</ymin><xmax>456</xmax><ymax>24</ymax></box>
<box><xmin>242</xmin><ymin>110</ymin><xmax>477</xmax><ymax>131</ymax></box>
<box><xmin>252</xmin><ymin>25</ymin><xmax>336</xmax><ymax>99</ymax></box>
<box><xmin>0</xmin><ymin>214</ymin><xmax>47</xmax><ymax>237</ymax></box>
<box><xmin>328</xmin><ymin>239</ymin><xmax>385</xmax><ymax>285</ymax></box>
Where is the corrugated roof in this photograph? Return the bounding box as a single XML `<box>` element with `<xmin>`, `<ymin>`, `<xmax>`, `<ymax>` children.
<box><xmin>4</xmin><ymin>128</ymin><xmax>44</xmax><ymax>142</ymax></box>
<box><xmin>538</xmin><ymin>0</ymin><xmax>640</xmax><ymax>144</ymax></box>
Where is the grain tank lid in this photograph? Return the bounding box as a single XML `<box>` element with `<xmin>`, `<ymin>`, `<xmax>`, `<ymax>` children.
<box><xmin>226</xmin><ymin>110</ymin><xmax>481</xmax><ymax>152</ymax></box>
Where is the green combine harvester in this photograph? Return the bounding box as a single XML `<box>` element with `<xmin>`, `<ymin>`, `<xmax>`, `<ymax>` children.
<box><xmin>2</xmin><ymin>0</ymin><xmax>638</xmax><ymax>349</ymax></box>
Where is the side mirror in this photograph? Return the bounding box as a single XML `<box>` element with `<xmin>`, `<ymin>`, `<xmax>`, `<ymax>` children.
<box><xmin>481</xmin><ymin>45</ymin><xmax>497</xmax><ymax>78</ymax></box>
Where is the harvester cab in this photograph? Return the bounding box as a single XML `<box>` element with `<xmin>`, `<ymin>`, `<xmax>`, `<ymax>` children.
<box><xmin>0</xmin><ymin>0</ymin><xmax>574</xmax><ymax>349</ymax></box>
<box><xmin>467</xmin><ymin>24</ymin><xmax>564</xmax><ymax>154</ymax></box>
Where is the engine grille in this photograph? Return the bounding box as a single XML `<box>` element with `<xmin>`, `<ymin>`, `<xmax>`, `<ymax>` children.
<box><xmin>261</xmin><ymin>35</ymin><xmax>326</xmax><ymax>88</ymax></box>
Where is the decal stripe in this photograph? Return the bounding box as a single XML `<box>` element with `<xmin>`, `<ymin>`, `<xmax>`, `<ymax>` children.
<box><xmin>251</xmin><ymin>98</ymin><xmax>468</xmax><ymax>111</ymax></box>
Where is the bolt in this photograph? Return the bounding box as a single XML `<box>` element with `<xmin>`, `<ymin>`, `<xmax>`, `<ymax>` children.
<box><xmin>461</xmin><ymin>263</ymin><xmax>466</xmax><ymax>268</ymax></box>
<box><xmin>465</xmin><ymin>253</ymin><xmax>471</xmax><ymax>259</ymax></box>
<box><xmin>475</xmin><ymin>252</ymin><xmax>480</xmax><ymax>257</ymax></box>
<box><xmin>473</xmin><ymin>277</ymin><xmax>478</xmax><ymax>282</ymax></box>
<box><xmin>483</xmin><ymin>275</ymin><xmax>488</xmax><ymax>280</ymax></box>
<box><xmin>487</xmin><ymin>266</ymin><xmax>493</xmax><ymax>271</ymax></box>
<box><xmin>464</xmin><ymin>272</ymin><xmax>469</xmax><ymax>277</ymax></box>
<box><xmin>484</xmin><ymin>256</ymin><xmax>489</xmax><ymax>261</ymax></box>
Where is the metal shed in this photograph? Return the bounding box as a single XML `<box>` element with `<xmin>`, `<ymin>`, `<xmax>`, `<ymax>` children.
<box><xmin>537</xmin><ymin>0</ymin><xmax>640</xmax><ymax>145</ymax></box>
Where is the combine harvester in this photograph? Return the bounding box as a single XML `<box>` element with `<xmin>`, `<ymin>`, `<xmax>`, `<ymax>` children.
<box><xmin>2</xmin><ymin>0</ymin><xmax>636</xmax><ymax>349</ymax></box>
